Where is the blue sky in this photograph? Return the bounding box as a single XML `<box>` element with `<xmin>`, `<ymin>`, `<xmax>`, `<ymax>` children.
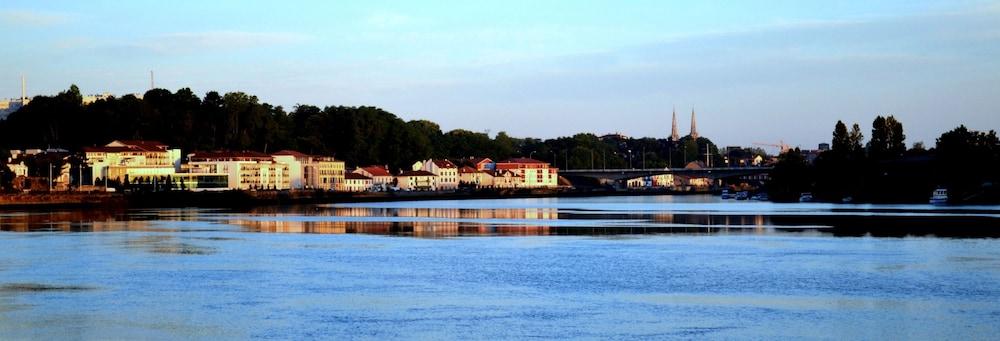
<box><xmin>2</xmin><ymin>0</ymin><xmax>999</xmax><ymax>149</ymax></box>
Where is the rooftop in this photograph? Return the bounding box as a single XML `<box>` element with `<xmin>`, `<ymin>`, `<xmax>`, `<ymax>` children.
<box><xmin>359</xmin><ymin>165</ymin><xmax>392</xmax><ymax>177</ymax></box>
<box><xmin>110</xmin><ymin>140</ymin><xmax>170</xmax><ymax>152</ymax></box>
<box><xmin>189</xmin><ymin>151</ymin><xmax>272</xmax><ymax>161</ymax></box>
<box><xmin>344</xmin><ymin>173</ymin><xmax>372</xmax><ymax>180</ymax></box>
<box><xmin>399</xmin><ymin>170</ymin><xmax>437</xmax><ymax>177</ymax></box>
<box><xmin>271</xmin><ymin>150</ymin><xmax>310</xmax><ymax>158</ymax></box>
<box><xmin>432</xmin><ymin>159</ymin><xmax>457</xmax><ymax>168</ymax></box>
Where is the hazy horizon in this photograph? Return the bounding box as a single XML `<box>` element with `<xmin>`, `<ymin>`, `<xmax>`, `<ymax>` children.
<box><xmin>2</xmin><ymin>0</ymin><xmax>999</xmax><ymax>149</ymax></box>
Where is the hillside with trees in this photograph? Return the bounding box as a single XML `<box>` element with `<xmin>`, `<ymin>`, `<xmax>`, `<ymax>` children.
<box><xmin>0</xmin><ymin>86</ymin><xmax>726</xmax><ymax>174</ymax></box>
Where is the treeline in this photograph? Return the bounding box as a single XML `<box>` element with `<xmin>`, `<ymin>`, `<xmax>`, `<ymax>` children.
<box><xmin>769</xmin><ymin>116</ymin><xmax>1000</xmax><ymax>203</ymax></box>
<box><xmin>0</xmin><ymin>85</ymin><xmax>731</xmax><ymax>173</ymax></box>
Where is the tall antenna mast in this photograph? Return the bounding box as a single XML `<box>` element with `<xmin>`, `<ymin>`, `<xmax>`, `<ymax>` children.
<box><xmin>150</xmin><ymin>70</ymin><xmax>155</xmax><ymax>90</ymax></box>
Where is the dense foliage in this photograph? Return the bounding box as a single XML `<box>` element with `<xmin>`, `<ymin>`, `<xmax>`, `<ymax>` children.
<box><xmin>0</xmin><ymin>86</ymin><xmax>729</xmax><ymax>174</ymax></box>
<box><xmin>770</xmin><ymin>115</ymin><xmax>1000</xmax><ymax>203</ymax></box>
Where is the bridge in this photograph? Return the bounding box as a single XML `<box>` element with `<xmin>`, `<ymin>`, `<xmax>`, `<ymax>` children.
<box><xmin>560</xmin><ymin>167</ymin><xmax>772</xmax><ymax>182</ymax></box>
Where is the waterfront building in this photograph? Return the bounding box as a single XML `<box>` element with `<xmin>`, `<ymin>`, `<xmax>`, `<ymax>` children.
<box><xmin>187</xmin><ymin>151</ymin><xmax>290</xmax><ymax>190</ymax></box>
<box><xmin>458</xmin><ymin>166</ymin><xmax>494</xmax><ymax>188</ymax></box>
<box><xmin>355</xmin><ymin>166</ymin><xmax>395</xmax><ymax>191</ymax></box>
<box><xmin>491</xmin><ymin>169</ymin><xmax>523</xmax><ymax>188</ymax></box>
<box><xmin>681</xmin><ymin>161</ymin><xmax>712</xmax><ymax>188</ymax></box>
<box><xmin>84</xmin><ymin>140</ymin><xmax>181</xmax><ymax>185</ymax></box>
<box><xmin>396</xmin><ymin>170</ymin><xmax>438</xmax><ymax>191</ymax></box>
<box><xmin>465</xmin><ymin>157</ymin><xmax>495</xmax><ymax>171</ymax></box>
<box><xmin>5</xmin><ymin>149</ymin><xmax>72</xmax><ymax>191</ymax></box>
<box><xmin>342</xmin><ymin>173</ymin><xmax>373</xmax><ymax>192</ymax></box>
<box><xmin>415</xmin><ymin>159</ymin><xmax>459</xmax><ymax>190</ymax></box>
<box><xmin>627</xmin><ymin>174</ymin><xmax>675</xmax><ymax>188</ymax></box>
<box><xmin>5</xmin><ymin>150</ymin><xmax>32</xmax><ymax>178</ymax></box>
<box><xmin>271</xmin><ymin>150</ymin><xmax>345</xmax><ymax>190</ymax></box>
<box><xmin>494</xmin><ymin>158</ymin><xmax>559</xmax><ymax>188</ymax></box>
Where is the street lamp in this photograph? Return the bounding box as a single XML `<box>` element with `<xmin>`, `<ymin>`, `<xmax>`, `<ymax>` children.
<box><xmin>529</xmin><ymin>151</ymin><xmax>536</xmax><ymax>159</ymax></box>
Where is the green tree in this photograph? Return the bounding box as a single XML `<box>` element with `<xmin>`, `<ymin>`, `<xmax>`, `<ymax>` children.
<box><xmin>768</xmin><ymin>148</ymin><xmax>812</xmax><ymax>201</ymax></box>
<box><xmin>832</xmin><ymin>120</ymin><xmax>850</xmax><ymax>152</ymax></box>
<box><xmin>868</xmin><ymin>115</ymin><xmax>905</xmax><ymax>159</ymax></box>
<box><xmin>934</xmin><ymin>125</ymin><xmax>1000</xmax><ymax>200</ymax></box>
<box><xmin>848</xmin><ymin>123</ymin><xmax>865</xmax><ymax>154</ymax></box>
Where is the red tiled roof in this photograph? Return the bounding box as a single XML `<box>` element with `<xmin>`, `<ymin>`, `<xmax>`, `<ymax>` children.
<box><xmin>272</xmin><ymin>150</ymin><xmax>310</xmax><ymax>157</ymax></box>
<box><xmin>398</xmin><ymin>170</ymin><xmax>437</xmax><ymax>177</ymax></box>
<box><xmin>344</xmin><ymin>173</ymin><xmax>372</xmax><ymax>180</ymax></box>
<box><xmin>360</xmin><ymin>166</ymin><xmax>392</xmax><ymax>177</ymax></box>
<box><xmin>468</xmin><ymin>157</ymin><xmax>492</xmax><ymax>165</ymax></box>
<box><xmin>111</xmin><ymin>140</ymin><xmax>169</xmax><ymax>151</ymax></box>
<box><xmin>432</xmin><ymin>159</ymin><xmax>457</xmax><ymax>168</ymax></box>
<box><xmin>458</xmin><ymin>166</ymin><xmax>478</xmax><ymax>173</ymax></box>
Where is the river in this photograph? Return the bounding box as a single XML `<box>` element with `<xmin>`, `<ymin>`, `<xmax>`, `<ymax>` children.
<box><xmin>1</xmin><ymin>195</ymin><xmax>999</xmax><ymax>339</ymax></box>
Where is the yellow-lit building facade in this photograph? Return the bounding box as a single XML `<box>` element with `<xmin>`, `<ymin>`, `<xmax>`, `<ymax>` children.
<box><xmin>83</xmin><ymin>140</ymin><xmax>181</xmax><ymax>184</ymax></box>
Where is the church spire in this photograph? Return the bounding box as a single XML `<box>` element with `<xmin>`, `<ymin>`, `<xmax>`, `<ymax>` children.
<box><xmin>690</xmin><ymin>108</ymin><xmax>699</xmax><ymax>139</ymax></box>
<box><xmin>670</xmin><ymin>106</ymin><xmax>679</xmax><ymax>142</ymax></box>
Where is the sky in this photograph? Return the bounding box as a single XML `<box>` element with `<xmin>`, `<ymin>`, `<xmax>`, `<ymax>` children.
<box><xmin>2</xmin><ymin>0</ymin><xmax>999</xmax><ymax>150</ymax></box>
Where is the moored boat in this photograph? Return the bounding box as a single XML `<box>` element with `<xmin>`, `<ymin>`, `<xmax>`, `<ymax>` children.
<box><xmin>799</xmin><ymin>192</ymin><xmax>814</xmax><ymax>202</ymax></box>
<box><xmin>929</xmin><ymin>188</ymin><xmax>948</xmax><ymax>205</ymax></box>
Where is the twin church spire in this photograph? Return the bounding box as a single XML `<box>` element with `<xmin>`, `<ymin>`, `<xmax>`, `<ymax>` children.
<box><xmin>670</xmin><ymin>106</ymin><xmax>698</xmax><ymax>142</ymax></box>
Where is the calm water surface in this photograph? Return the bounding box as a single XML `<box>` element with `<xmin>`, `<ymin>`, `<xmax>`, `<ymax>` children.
<box><xmin>2</xmin><ymin>195</ymin><xmax>1000</xmax><ymax>339</ymax></box>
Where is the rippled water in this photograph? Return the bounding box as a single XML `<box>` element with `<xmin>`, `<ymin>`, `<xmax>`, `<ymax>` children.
<box><xmin>1</xmin><ymin>195</ymin><xmax>999</xmax><ymax>339</ymax></box>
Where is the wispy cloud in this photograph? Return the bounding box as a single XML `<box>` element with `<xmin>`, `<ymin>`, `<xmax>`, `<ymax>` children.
<box><xmin>141</xmin><ymin>31</ymin><xmax>312</xmax><ymax>53</ymax></box>
<box><xmin>0</xmin><ymin>9</ymin><xmax>71</xmax><ymax>26</ymax></box>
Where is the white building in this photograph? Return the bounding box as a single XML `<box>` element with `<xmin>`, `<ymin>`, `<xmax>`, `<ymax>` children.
<box><xmin>494</xmin><ymin>158</ymin><xmax>559</xmax><ymax>188</ymax></box>
<box><xmin>354</xmin><ymin>166</ymin><xmax>395</xmax><ymax>191</ymax></box>
<box><xmin>342</xmin><ymin>173</ymin><xmax>374</xmax><ymax>192</ymax></box>
<box><xmin>83</xmin><ymin>140</ymin><xmax>181</xmax><ymax>184</ymax></box>
<box><xmin>414</xmin><ymin>159</ymin><xmax>458</xmax><ymax>190</ymax></box>
<box><xmin>396</xmin><ymin>170</ymin><xmax>437</xmax><ymax>191</ymax></box>
<box><xmin>187</xmin><ymin>151</ymin><xmax>290</xmax><ymax>190</ymax></box>
<box><xmin>458</xmin><ymin>166</ymin><xmax>494</xmax><ymax>188</ymax></box>
<box><xmin>271</xmin><ymin>150</ymin><xmax>345</xmax><ymax>190</ymax></box>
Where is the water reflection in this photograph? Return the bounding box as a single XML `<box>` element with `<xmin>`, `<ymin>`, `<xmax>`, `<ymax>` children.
<box><xmin>3</xmin><ymin>195</ymin><xmax>999</xmax><ymax>237</ymax></box>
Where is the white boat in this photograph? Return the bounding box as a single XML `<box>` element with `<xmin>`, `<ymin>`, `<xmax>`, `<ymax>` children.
<box><xmin>929</xmin><ymin>188</ymin><xmax>948</xmax><ymax>205</ymax></box>
<box><xmin>799</xmin><ymin>192</ymin><xmax>814</xmax><ymax>202</ymax></box>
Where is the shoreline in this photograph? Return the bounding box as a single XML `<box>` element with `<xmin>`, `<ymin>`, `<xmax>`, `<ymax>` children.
<box><xmin>0</xmin><ymin>188</ymin><xmax>712</xmax><ymax>210</ymax></box>
<box><xmin>2</xmin><ymin>189</ymin><xmax>996</xmax><ymax>211</ymax></box>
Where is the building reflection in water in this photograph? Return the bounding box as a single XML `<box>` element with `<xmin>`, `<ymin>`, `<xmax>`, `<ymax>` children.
<box><xmin>1</xmin><ymin>205</ymin><xmax>777</xmax><ymax>237</ymax></box>
<box><xmin>231</xmin><ymin>206</ymin><xmax>558</xmax><ymax>238</ymax></box>
<box><xmin>231</xmin><ymin>206</ymin><xmax>776</xmax><ymax>238</ymax></box>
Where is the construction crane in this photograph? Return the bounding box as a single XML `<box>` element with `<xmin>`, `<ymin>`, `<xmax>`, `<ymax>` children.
<box><xmin>753</xmin><ymin>141</ymin><xmax>794</xmax><ymax>154</ymax></box>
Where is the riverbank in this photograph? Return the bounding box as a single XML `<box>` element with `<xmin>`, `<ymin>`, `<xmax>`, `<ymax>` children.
<box><xmin>0</xmin><ymin>187</ymin><xmax>712</xmax><ymax>210</ymax></box>
<box><xmin>0</xmin><ymin>192</ymin><xmax>126</xmax><ymax>210</ymax></box>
